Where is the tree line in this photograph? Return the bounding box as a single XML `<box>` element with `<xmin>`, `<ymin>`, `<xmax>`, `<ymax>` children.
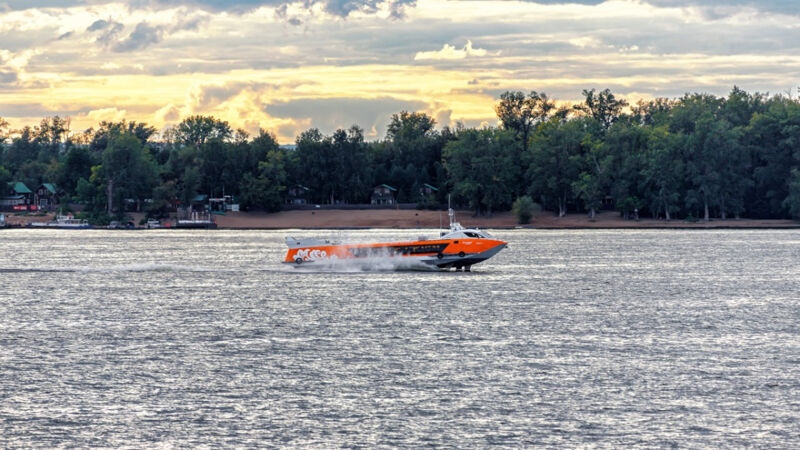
<box><xmin>1</xmin><ymin>86</ymin><xmax>800</xmax><ymax>224</ymax></box>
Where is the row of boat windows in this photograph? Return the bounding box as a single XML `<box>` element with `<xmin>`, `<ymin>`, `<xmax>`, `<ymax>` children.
<box><xmin>391</xmin><ymin>244</ymin><xmax>449</xmax><ymax>255</ymax></box>
<box><xmin>349</xmin><ymin>244</ymin><xmax>447</xmax><ymax>257</ymax></box>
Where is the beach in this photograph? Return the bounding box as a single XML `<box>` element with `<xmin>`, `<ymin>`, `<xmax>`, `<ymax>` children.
<box><xmin>5</xmin><ymin>209</ymin><xmax>797</xmax><ymax>229</ymax></box>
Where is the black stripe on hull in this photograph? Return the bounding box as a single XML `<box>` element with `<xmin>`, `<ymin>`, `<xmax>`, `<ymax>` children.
<box><xmin>348</xmin><ymin>243</ymin><xmax>449</xmax><ymax>258</ymax></box>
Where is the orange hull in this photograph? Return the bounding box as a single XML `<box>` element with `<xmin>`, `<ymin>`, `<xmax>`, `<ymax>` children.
<box><xmin>284</xmin><ymin>236</ymin><xmax>507</xmax><ymax>269</ymax></box>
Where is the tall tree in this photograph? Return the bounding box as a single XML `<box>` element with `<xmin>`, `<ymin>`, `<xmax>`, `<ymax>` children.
<box><xmin>384</xmin><ymin>111</ymin><xmax>442</xmax><ymax>199</ymax></box>
<box><xmin>58</xmin><ymin>147</ymin><xmax>95</xmax><ymax>196</ymax></box>
<box><xmin>443</xmin><ymin>127</ymin><xmax>518</xmax><ymax>215</ymax></box>
<box><xmin>577</xmin><ymin>88</ymin><xmax>628</xmax><ymax>131</ymax></box>
<box><xmin>101</xmin><ymin>132</ymin><xmax>158</xmax><ymax>216</ymax></box>
<box><xmin>495</xmin><ymin>91</ymin><xmax>555</xmax><ymax>154</ymax></box>
<box><xmin>0</xmin><ymin>116</ymin><xmax>9</xmax><ymax>146</ymax></box>
<box><xmin>175</xmin><ymin>115</ymin><xmax>232</xmax><ymax>147</ymax></box>
<box><xmin>239</xmin><ymin>148</ymin><xmax>288</xmax><ymax>212</ymax></box>
<box><xmin>642</xmin><ymin>126</ymin><xmax>683</xmax><ymax>220</ymax></box>
<box><xmin>89</xmin><ymin>120</ymin><xmax>156</xmax><ymax>153</ymax></box>
<box><xmin>525</xmin><ymin>117</ymin><xmax>586</xmax><ymax>217</ymax></box>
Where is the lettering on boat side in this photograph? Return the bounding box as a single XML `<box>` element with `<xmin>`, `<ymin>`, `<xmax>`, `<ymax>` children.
<box><xmin>295</xmin><ymin>249</ymin><xmax>337</xmax><ymax>261</ymax></box>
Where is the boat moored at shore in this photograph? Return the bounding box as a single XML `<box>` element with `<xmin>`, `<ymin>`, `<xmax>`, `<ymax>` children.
<box><xmin>29</xmin><ymin>215</ymin><xmax>91</xmax><ymax>229</ymax></box>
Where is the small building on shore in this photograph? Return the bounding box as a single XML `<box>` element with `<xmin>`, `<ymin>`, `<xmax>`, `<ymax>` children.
<box><xmin>35</xmin><ymin>183</ymin><xmax>60</xmax><ymax>211</ymax></box>
<box><xmin>286</xmin><ymin>185</ymin><xmax>311</xmax><ymax>205</ymax></box>
<box><xmin>371</xmin><ymin>184</ymin><xmax>397</xmax><ymax>206</ymax></box>
<box><xmin>420</xmin><ymin>183</ymin><xmax>439</xmax><ymax>198</ymax></box>
<box><xmin>1</xmin><ymin>182</ymin><xmax>34</xmax><ymax>211</ymax></box>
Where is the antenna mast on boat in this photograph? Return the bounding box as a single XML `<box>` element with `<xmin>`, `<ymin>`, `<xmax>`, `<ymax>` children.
<box><xmin>447</xmin><ymin>194</ymin><xmax>463</xmax><ymax>232</ymax></box>
<box><xmin>448</xmin><ymin>196</ymin><xmax>453</xmax><ymax>227</ymax></box>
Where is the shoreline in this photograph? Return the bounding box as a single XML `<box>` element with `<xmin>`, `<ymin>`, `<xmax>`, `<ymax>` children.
<box><xmin>4</xmin><ymin>209</ymin><xmax>799</xmax><ymax>229</ymax></box>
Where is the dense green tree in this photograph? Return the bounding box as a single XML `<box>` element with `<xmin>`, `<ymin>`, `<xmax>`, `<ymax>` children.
<box><xmin>295</xmin><ymin>128</ymin><xmax>336</xmax><ymax>204</ymax></box>
<box><xmin>33</xmin><ymin>116</ymin><xmax>70</xmax><ymax>161</ymax></box>
<box><xmin>444</xmin><ymin>127</ymin><xmax>518</xmax><ymax>215</ymax></box>
<box><xmin>496</xmin><ymin>91</ymin><xmax>555</xmax><ymax>154</ymax></box>
<box><xmin>5</xmin><ymin>127</ymin><xmax>37</xmax><ymax>173</ymax></box>
<box><xmin>3</xmin><ymin>86</ymin><xmax>800</xmax><ymax>224</ymax></box>
<box><xmin>577</xmin><ymin>89</ymin><xmax>628</xmax><ymax>131</ymax></box>
<box><xmin>604</xmin><ymin>121</ymin><xmax>647</xmax><ymax>219</ymax></box>
<box><xmin>0</xmin><ymin>117</ymin><xmax>9</xmax><ymax>146</ymax></box>
<box><xmin>88</xmin><ymin>120</ymin><xmax>156</xmax><ymax>153</ymax></box>
<box><xmin>175</xmin><ymin>115</ymin><xmax>232</xmax><ymax>147</ymax></box>
<box><xmin>784</xmin><ymin>169</ymin><xmax>800</xmax><ymax>219</ymax></box>
<box><xmin>58</xmin><ymin>147</ymin><xmax>95</xmax><ymax>196</ymax></box>
<box><xmin>572</xmin><ymin>172</ymin><xmax>604</xmax><ymax>219</ymax></box>
<box><xmin>239</xmin><ymin>148</ymin><xmax>287</xmax><ymax>212</ymax></box>
<box><xmin>0</xmin><ymin>165</ymin><xmax>11</xmax><ymax>192</ymax></box>
<box><xmin>16</xmin><ymin>160</ymin><xmax>48</xmax><ymax>190</ymax></box>
<box><xmin>641</xmin><ymin>127</ymin><xmax>683</xmax><ymax>220</ymax></box>
<box><xmin>146</xmin><ymin>181</ymin><xmax>177</xmax><ymax>219</ymax></box>
<box><xmin>383</xmin><ymin>111</ymin><xmax>444</xmax><ymax>199</ymax></box>
<box><xmin>512</xmin><ymin>195</ymin><xmax>536</xmax><ymax>224</ymax></box>
<box><xmin>525</xmin><ymin>117</ymin><xmax>586</xmax><ymax>216</ymax></box>
<box><xmin>179</xmin><ymin>167</ymin><xmax>200</xmax><ymax>209</ymax></box>
<box><xmin>746</xmin><ymin>98</ymin><xmax>800</xmax><ymax>218</ymax></box>
<box><xmin>101</xmin><ymin>132</ymin><xmax>158</xmax><ymax>216</ymax></box>
<box><xmin>199</xmin><ymin>138</ymin><xmax>227</xmax><ymax>197</ymax></box>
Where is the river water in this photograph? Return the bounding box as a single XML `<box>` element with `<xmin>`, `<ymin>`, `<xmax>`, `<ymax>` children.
<box><xmin>1</xmin><ymin>229</ymin><xmax>798</xmax><ymax>447</ymax></box>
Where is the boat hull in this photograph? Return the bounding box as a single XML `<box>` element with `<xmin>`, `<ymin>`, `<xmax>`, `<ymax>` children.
<box><xmin>284</xmin><ymin>237</ymin><xmax>506</xmax><ymax>269</ymax></box>
<box><xmin>30</xmin><ymin>223</ymin><xmax>91</xmax><ymax>229</ymax></box>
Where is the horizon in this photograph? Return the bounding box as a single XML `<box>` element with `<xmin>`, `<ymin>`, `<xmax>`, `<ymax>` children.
<box><xmin>2</xmin><ymin>0</ymin><xmax>800</xmax><ymax>144</ymax></box>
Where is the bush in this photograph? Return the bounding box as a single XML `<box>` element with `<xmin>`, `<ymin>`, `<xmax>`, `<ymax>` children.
<box><xmin>416</xmin><ymin>194</ymin><xmax>440</xmax><ymax>210</ymax></box>
<box><xmin>512</xmin><ymin>196</ymin><xmax>536</xmax><ymax>224</ymax></box>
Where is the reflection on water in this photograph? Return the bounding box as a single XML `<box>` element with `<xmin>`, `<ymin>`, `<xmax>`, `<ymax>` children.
<box><xmin>1</xmin><ymin>229</ymin><xmax>799</xmax><ymax>447</ymax></box>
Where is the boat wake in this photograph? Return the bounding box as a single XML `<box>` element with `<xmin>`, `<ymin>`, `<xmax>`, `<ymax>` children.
<box><xmin>0</xmin><ymin>263</ymin><xmax>226</xmax><ymax>273</ymax></box>
<box><xmin>287</xmin><ymin>255</ymin><xmax>440</xmax><ymax>273</ymax></box>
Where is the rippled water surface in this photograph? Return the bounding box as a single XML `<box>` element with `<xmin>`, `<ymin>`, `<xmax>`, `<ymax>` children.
<box><xmin>1</xmin><ymin>228</ymin><xmax>799</xmax><ymax>447</ymax></box>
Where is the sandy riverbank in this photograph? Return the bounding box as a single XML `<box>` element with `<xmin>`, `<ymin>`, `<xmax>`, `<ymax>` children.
<box><xmin>5</xmin><ymin>209</ymin><xmax>798</xmax><ymax>229</ymax></box>
<box><xmin>213</xmin><ymin>209</ymin><xmax>799</xmax><ymax>229</ymax></box>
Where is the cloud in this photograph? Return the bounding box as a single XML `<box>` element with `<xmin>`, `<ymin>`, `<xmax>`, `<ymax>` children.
<box><xmin>4</xmin><ymin>0</ymin><xmax>800</xmax><ymax>143</ymax></box>
<box><xmin>0</xmin><ymin>70</ymin><xmax>19</xmax><ymax>85</ymax></box>
<box><xmin>415</xmin><ymin>40</ymin><xmax>488</xmax><ymax>61</ymax></box>
<box><xmin>106</xmin><ymin>14</ymin><xmax>208</xmax><ymax>52</ymax></box>
<box><xmin>151</xmin><ymin>0</ymin><xmax>417</xmax><ymax>18</ymax></box>
<box><xmin>112</xmin><ymin>22</ymin><xmax>163</xmax><ymax>52</ymax></box>
<box><xmin>267</xmin><ymin>96</ymin><xmax>428</xmax><ymax>138</ymax></box>
<box><xmin>82</xmin><ymin>106</ymin><xmax>128</xmax><ymax>122</ymax></box>
<box><xmin>155</xmin><ymin>104</ymin><xmax>181</xmax><ymax>123</ymax></box>
<box><xmin>87</xmin><ymin>19</ymin><xmax>125</xmax><ymax>46</ymax></box>
<box><xmin>87</xmin><ymin>19</ymin><xmax>110</xmax><ymax>32</ymax></box>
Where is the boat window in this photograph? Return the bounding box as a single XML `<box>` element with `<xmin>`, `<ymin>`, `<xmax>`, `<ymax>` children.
<box><xmin>464</xmin><ymin>232</ymin><xmax>482</xmax><ymax>238</ymax></box>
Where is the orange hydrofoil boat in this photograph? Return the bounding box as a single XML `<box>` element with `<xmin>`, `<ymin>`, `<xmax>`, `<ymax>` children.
<box><xmin>284</xmin><ymin>208</ymin><xmax>507</xmax><ymax>271</ymax></box>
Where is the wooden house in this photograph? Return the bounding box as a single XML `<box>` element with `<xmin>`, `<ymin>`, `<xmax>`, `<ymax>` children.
<box><xmin>35</xmin><ymin>183</ymin><xmax>59</xmax><ymax>211</ymax></box>
<box><xmin>1</xmin><ymin>182</ymin><xmax>33</xmax><ymax>211</ymax></box>
<box><xmin>286</xmin><ymin>185</ymin><xmax>311</xmax><ymax>205</ymax></box>
<box><xmin>371</xmin><ymin>184</ymin><xmax>397</xmax><ymax>206</ymax></box>
<box><xmin>419</xmin><ymin>183</ymin><xmax>439</xmax><ymax>198</ymax></box>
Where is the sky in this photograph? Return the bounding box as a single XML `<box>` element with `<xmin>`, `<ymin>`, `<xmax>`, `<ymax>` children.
<box><xmin>1</xmin><ymin>0</ymin><xmax>800</xmax><ymax>143</ymax></box>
